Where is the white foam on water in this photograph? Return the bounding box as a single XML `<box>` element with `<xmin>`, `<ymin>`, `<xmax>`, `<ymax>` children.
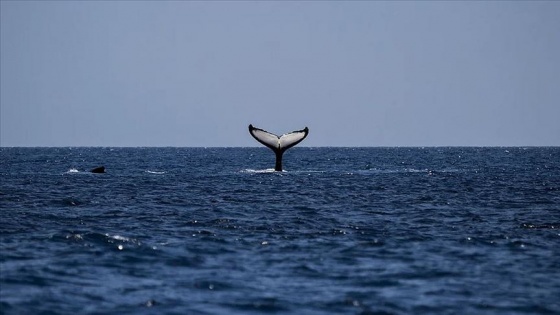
<box><xmin>241</xmin><ymin>168</ymin><xmax>278</xmax><ymax>174</ymax></box>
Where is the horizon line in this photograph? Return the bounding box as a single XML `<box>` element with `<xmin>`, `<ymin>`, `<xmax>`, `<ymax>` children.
<box><xmin>1</xmin><ymin>145</ymin><xmax>559</xmax><ymax>149</ymax></box>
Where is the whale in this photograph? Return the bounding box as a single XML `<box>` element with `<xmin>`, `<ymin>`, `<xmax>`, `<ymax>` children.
<box><xmin>248</xmin><ymin>124</ymin><xmax>309</xmax><ymax>171</ymax></box>
<box><xmin>90</xmin><ymin>166</ymin><xmax>106</xmax><ymax>173</ymax></box>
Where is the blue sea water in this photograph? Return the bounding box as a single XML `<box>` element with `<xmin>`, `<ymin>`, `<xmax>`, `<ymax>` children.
<box><xmin>1</xmin><ymin>147</ymin><xmax>559</xmax><ymax>315</ymax></box>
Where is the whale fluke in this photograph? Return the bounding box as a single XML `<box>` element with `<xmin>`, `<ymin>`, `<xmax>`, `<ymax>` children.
<box><xmin>248</xmin><ymin>124</ymin><xmax>309</xmax><ymax>171</ymax></box>
<box><xmin>90</xmin><ymin>166</ymin><xmax>106</xmax><ymax>173</ymax></box>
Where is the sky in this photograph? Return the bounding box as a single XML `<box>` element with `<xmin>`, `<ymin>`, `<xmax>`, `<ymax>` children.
<box><xmin>1</xmin><ymin>1</ymin><xmax>559</xmax><ymax>147</ymax></box>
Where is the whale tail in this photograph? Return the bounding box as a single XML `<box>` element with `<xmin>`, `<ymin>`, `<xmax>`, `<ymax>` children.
<box><xmin>248</xmin><ymin>124</ymin><xmax>309</xmax><ymax>171</ymax></box>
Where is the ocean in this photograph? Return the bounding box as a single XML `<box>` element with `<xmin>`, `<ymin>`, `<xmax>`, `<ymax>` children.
<box><xmin>1</xmin><ymin>147</ymin><xmax>559</xmax><ymax>315</ymax></box>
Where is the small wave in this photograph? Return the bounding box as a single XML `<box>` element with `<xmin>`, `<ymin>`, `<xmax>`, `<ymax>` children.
<box><xmin>289</xmin><ymin>170</ymin><xmax>326</xmax><ymax>174</ymax></box>
<box><xmin>66</xmin><ymin>168</ymin><xmax>80</xmax><ymax>173</ymax></box>
<box><xmin>404</xmin><ymin>168</ymin><xmax>430</xmax><ymax>173</ymax></box>
<box><xmin>145</xmin><ymin>170</ymin><xmax>167</xmax><ymax>175</ymax></box>
<box><xmin>521</xmin><ymin>223</ymin><xmax>559</xmax><ymax>230</ymax></box>
<box><xmin>106</xmin><ymin>233</ymin><xmax>132</xmax><ymax>242</ymax></box>
<box><xmin>54</xmin><ymin>232</ymin><xmax>147</xmax><ymax>251</ymax></box>
<box><xmin>354</xmin><ymin>168</ymin><xmax>466</xmax><ymax>176</ymax></box>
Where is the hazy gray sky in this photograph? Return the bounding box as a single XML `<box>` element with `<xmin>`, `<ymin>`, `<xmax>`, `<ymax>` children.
<box><xmin>1</xmin><ymin>1</ymin><xmax>559</xmax><ymax>147</ymax></box>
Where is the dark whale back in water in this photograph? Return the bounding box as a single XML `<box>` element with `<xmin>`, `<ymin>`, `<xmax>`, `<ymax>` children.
<box><xmin>248</xmin><ymin>124</ymin><xmax>309</xmax><ymax>171</ymax></box>
<box><xmin>90</xmin><ymin>166</ymin><xmax>106</xmax><ymax>173</ymax></box>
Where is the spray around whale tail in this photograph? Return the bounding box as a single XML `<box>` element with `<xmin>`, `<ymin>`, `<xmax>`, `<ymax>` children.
<box><xmin>248</xmin><ymin>124</ymin><xmax>309</xmax><ymax>171</ymax></box>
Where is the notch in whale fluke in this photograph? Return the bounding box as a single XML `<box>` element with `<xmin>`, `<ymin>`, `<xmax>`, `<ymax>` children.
<box><xmin>248</xmin><ymin>124</ymin><xmax>309</xmax><ymax>171</ymax></box>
